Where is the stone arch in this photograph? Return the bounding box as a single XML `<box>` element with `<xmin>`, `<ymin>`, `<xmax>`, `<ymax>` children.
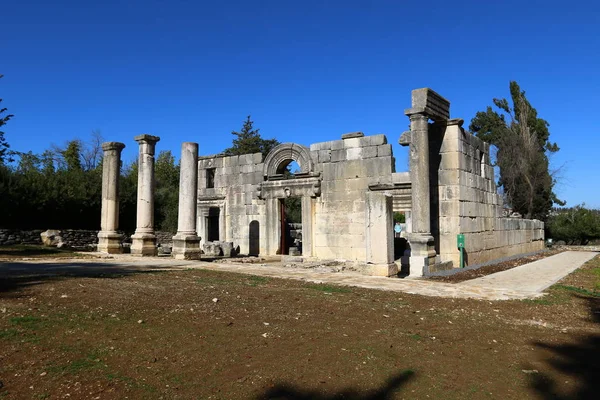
<box><xmin>263</xmin><ymin>143</ymin><xmax>313</xmax><ymax>178</ymax></box>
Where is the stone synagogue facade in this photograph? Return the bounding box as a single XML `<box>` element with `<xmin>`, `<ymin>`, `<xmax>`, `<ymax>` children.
<box><xmin>194</xmin><ymin>88</ymin><xmax>544</xmax><ymax>276</ymax></box>
<box><xmin>96</xmin><ymin>88</ymin><xmax>544</xmax><ymax>277</ymax></box>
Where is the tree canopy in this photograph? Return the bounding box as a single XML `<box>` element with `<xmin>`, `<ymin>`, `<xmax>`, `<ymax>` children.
<box><xmin>547</xmin><ymin>205</ymin><xmax>600</xmax><ymax>245</ymax></box>
<box><xmin>0</xmin><ymin>74</ymin><xmax>14</xmax><ymax>164</ymax></box>
<box><xmin>0</xmin><ymin>132</ymin><xmax>180</xmax><ymax>232</ymax></box>
<box><xmin>469</xmin><ymin>81</ymin><xmax>562</xmax><ymax>220</ymax></box>
<box><xmin>223</xmin><ymin>115</ymin><xmax>279</xmax><ymax>158</ymax></box>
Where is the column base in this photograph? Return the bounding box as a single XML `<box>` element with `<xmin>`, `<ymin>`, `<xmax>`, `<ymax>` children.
<box><xmin>407</xmin><ymin>233</ymin><xmax>436</xmax><ymax>278</ymax></box>
<box><xmin>96</xmin><ymin>231</ymin><xmax>123</xmax><ymax>254</ymax></box>
<box><xmin>367</xmin><ymin>263</ymin><xmax>398</xmax><ymax>277</ymax></box>
<box><xmin>172</xmin><ymin>233</ymin><xmax>201</xmax><ymax>260</ymax></box>
<box><xmin>131</xmin><ymin>232</ymin><xmax>157</xmax><ymax>256</ymax></box>
<box><xmin>97</xmin><ymin>231</ymin><xmax>123</xmax><ymax>254</ymax></box>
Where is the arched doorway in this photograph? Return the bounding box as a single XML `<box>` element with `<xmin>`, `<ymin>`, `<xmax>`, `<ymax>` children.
<box><xmin>258</xmin><ymin>143</ymin><xmax>321</xmax><ymax>257</ymax></box>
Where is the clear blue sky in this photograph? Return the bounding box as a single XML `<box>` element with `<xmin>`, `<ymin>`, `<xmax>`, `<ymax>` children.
<box><xmin>2</xmin><ymin>0</ymin><xmax>599</xmax><ymax>207</ymax></box>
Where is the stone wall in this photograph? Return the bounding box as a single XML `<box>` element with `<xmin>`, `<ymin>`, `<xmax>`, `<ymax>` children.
<box><xmin>0</xmin><ymin>229</ymin><xmax>98</xmax><ymax>248</ymax></box>
<box><xmin>309</xmin><ymin>133</ymin><xmax>394</xmax><ymax>261</ymax></box>
<box><xmin>196</xmin><ymin>133</ymin><xmax>395</xmax><ymax>264</ymax></box>
<box><xmin>197</xmin><ymin>153</ymin><xmax>266</xmax><ymax>255</ymax></box>
<box><xmin>0</xmin><ymin>229</ymin><xmax>44</xmax><ymax>245</ymax></box>
<box><xmin>436</xmin><ymin>121</ymin><xmax>544</xmax><ymax>266</ymax></box>
<box><xmin>0</xmin><ymin>229</ymin><xmax>175</xmax><ymax>248</ymax></box>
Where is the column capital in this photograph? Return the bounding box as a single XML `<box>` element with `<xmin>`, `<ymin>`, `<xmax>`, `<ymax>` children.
<box><xmin>407</xmin><ymin>112</ymin><xmax>429</xmax><ymax>123</ymax></box>
<box><xmin>134</xmin><ymin>134</ymin><xmax>161</xmax><ymax>145</ymax></box>
<box><xmin>102</xmin><ymin>142</ymin><xmax>126</xmax><ymax>152</ymax></box>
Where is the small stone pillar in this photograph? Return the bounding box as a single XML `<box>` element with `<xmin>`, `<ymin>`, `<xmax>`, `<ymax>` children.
<box><xmin>131</xmin><ymin>134</ymin><xmax>160</xmax><ymax>256</ymax></box>
<box><xmin>365</xmin><ymin>192</ymin><xmax>397</xmax><ymax>276</ymax></box>
<box><xmin>172</xmin><ymin>142</ymin><xmax>201</xmax><ymax>260</ymax></box>
<box><xmin>97</xmin><ymin>142</ymin><xmax>125</xmax><ymax>253</ymax></box>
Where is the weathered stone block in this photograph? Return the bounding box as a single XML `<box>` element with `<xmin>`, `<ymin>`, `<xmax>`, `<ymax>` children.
<box><xmin>341</xmin><ymin>131</ymin><xmax>364</xmax><ymax>139</ymax></box>
<box><xmin>377</xmin><ymin>144</ymin><xmax>392</xmax><ymax>157</ymax></box>
<box><xmin>41</xmin><ymin>230</ymin><xmax>62</xmax><ymax>247</ymax></box>
<box><xmin>318</xmin><ymin>149</ymin><xmax>331</xmax><ymax>163</ymax></box>
<box><xmin>362</xmin><ymin>134</ymin><xmax>387</xmax><ymax>147</ymax></box>
<box><xmin>343</xmin><ymin>137</ymin><xmax>362</xmax><ymax>148</ymax></box>
<box><xmin>361</xmin><ymin>146</ymin><xmax>378</xmax><ymax>159</ymax></box>
<box><xmin>346</xmin><ymin>147</ymin><xmax>363</xmax><ymax>160</ymax></box>
<box><xmin>331</xmin><ymin>149</ymin><xmax>346</xmax><ymax>163</ymax></box>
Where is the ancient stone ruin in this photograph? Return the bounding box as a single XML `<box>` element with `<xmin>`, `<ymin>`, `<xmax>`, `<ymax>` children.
<box><xmin>97</xmin><ymin>88</ymin><xmax>544</xmax><ymax>277</ymax></box>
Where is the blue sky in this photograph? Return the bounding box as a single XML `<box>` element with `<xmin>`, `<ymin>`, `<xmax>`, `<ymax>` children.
<box><xmin>2</xmin><ymin>0</ymin><xmax>599</xmax><ymax>207</ymax></box>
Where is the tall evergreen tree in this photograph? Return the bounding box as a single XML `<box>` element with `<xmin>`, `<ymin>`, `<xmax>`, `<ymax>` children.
<box><xmin>223</xmin><ymin>115</ymin><xmax>279</xmax><ymax>157</ymax></box>
<box><xmin>0</xmin><ymin>74</ymin><xmax>14</xmax><ymax>164</ymax></box>
<box><xmin>469</xmin><ymin>81</ymin><xmax>562</xmax><ymax>220</ymax></box>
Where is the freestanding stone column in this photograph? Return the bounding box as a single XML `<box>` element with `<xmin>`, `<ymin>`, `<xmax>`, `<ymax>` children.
<box><xmin>97</xmin><ymin>142</ymin><xmax>126</xmax><ymax>253</ymax></box>
<box><xmin>401</xmin><ymin>88</ymin><xmax>450</xmax><ymax>276</ymax></box>
<box><xmin>172</xmin><ymin>142</ymin><xmax>201</xmax><ymax>260</ymax></box>
<box><xmin>405</xmin><ymin>112</ymin><xmax>436</xmax><ymax>276</ymax></box>
<box><xmin>131</xmin><ymin>134</ymin><xmax>160</xmax><ymax>256</ymax></box>
<box><xmin>408</xmin><ymin>113</ymin><xmax>432</xmax><ymax>234</ymax></box>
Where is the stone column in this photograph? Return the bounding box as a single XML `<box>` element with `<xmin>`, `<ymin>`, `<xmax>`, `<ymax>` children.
<box><xmin>408</xmin><ymin>113</ymin><xmax>431</xmax><ymax>234</ymax></box>
<box><xmin>97</xmin><ymin>142</ymin><xmax>125</xmax><ymax>253</ymax></box>
<box><xmin>300</xmin><ymin>196</ymin><xmax>314</xmax><ymax>257</ymax></box>
<box><xmin>131</xmin><ymin>134</ymin><xmax>160</xmax><ymax>256</ymax></box>
<box><xmin>365</xmin><ymin>192</ymin><xmax>397</xmax><ymax>276</ymax></box>
<box><xmin>172</xmin><ymin>142</ymin><xmax>201</xmax><ymax>259</ymax></box>
<box><xmin>405</xmin><ymin>112</ymin><xmax>435</xmax><ymax>276</ymax></box>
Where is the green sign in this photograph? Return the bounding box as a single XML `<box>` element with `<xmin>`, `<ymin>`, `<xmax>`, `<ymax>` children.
<box><xmin>457</xmin><ymin>234</ymin><xmax>465</xmax><ymax>249</ymax></box>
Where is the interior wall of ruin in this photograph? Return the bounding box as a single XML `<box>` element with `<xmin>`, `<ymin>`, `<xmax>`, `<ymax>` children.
<box><xmin>197</xmin><ymin>153</ymin><xmax>266</xmax><ymax>255</ymax></box>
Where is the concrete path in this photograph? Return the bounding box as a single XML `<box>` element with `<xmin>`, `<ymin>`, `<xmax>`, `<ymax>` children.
<box><xmin>458</xmin><ymin>251</ymin><xmax>598</xmax><ymax>295</ymax></box>
<box><xmin>1</xmin><ymin>251</ymin><xmax>597</xmax><ymax>301</ymax></box>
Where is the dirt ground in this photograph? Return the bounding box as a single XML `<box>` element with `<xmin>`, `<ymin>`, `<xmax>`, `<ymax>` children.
<box><xmin>0</xmin><ymin>252</ymin><xmax>599</xmax><ymax>399</ymax></box>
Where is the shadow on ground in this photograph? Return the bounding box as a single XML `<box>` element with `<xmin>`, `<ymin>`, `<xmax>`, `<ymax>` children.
<box><xmin>529</xmin><ymin>294</ymin><xmax>600</xmax><ymax>399</ymax></box>
<box><xmin>257</xmin><ymin>369</ymin><xmax>415</xmax><ymax>400</ymax></box>
<box><xmin>0</xmin><ymin>261</ymin><xmax>171</xmax><ymax>297</ymax></box>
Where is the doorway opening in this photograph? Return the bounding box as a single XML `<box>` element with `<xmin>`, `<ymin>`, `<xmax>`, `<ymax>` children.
<box><xmin>279</xmin><ymin>197</ymin><xmax>302</xmax><ymax>255</ymax></box>
<box><xmin>207</xmin><ymin>207</ymin><xmax>220</xmax><ymax>241</ymax></box>
<box><xmin>393</xmin><ymin>211</ymin><xmax>410</xmax><ymax>275</ymax></box>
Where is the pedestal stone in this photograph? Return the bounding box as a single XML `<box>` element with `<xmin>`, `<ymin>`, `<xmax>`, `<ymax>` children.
<box><xmin>407</xmin><ymin>233</ymin><xmax>436</xmax><ymax>278</ymax></box>
<box><xmin>97</xmin><ymin>231</ymin><xmax>123</xmax><ymax>254</ymax></box>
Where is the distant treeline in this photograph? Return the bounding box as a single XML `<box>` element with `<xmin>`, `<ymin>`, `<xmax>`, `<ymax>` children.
<box><xmin>546</xmin><ymin>205</ymin><xmax>600</xmax><ymax>245</ymax></box>
<box><xmin>0</xmin><ymin>133</ymin><xmax>179</xmax><ymax>232</ymax></box>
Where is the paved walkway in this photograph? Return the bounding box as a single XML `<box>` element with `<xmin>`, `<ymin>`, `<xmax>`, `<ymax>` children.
<box><xmin>457</xmin><ymin>251</ymin><xmax>598</xmax><ymax>295</ymax></box>
<box><xmin>1</xmin><ymin>251</ymin><xmax>597</xmax><ymax>301</ymax></box>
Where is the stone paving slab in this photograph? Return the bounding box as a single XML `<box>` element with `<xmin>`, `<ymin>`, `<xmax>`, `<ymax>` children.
<box><xmin>1</xmin><ymin>251</ymin><xmax>597</xmax><ymax>301</ymax></box>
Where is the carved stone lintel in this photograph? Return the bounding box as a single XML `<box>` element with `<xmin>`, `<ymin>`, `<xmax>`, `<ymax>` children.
<box><xmin>404</xmin><ymin>88</ymin><xmax>450</xmax><ymax>121</ymax></box>
<box><xmin>259</xmin><ymin>177</ymin><xmax>321</xmax><ymax>200</ymax></box>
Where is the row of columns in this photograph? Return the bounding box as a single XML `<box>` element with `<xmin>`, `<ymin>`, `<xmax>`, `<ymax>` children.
<box><xmin>96</xmin><ymin>137</ymin><xmax>201</xmax><ymax>259</ymax></box>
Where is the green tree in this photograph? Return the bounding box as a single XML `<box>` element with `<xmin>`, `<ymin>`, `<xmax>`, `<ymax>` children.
<box><xmin>469</xmin><ymin>81</ymin><xmax>562</xmax><ymax>220</ymax></box>
<box><xmin>154</xmin><ymin>150</ymin><xmax>180</xmax><ymax>232</ymax></box>
<box><xmin>0</xmin><ymin>134</ymin><xmax>103</xmax><ymax>229</ymax></box>
<box><xmin>547</xmin><ymin>205</ymin><xmax>600</xmax><ymax>245</ymax></box>
<box><xmin>119</xmin><ymin>159</ymin><xmax>139</xmax><ymax>232</ymax></box>
<box><xmin>0</xmin><ymin>74</ymin><xmax>14</xmax><ymax>164</ymax></box>
<box><xmin>223</xmin><ymin>115</ymin><xmax>279</xmax><ymax>157</ymax></box>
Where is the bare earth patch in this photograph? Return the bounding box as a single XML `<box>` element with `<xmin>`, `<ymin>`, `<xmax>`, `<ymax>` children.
<box><xmin>0</xmin><ymin>254</ymin><xmax>598</xmax><ymax>399</ymax></box>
